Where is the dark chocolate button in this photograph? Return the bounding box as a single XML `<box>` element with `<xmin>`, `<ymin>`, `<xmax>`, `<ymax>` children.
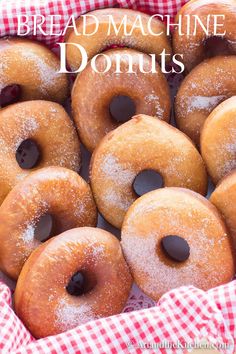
<box><xmin>34</xmin><ymin>214</ymin><xmax>54</xmax><ymax>242</ymax></box>
<box><xmin>16</xmin><ymin>139</ymin><xmax>41</xmax><ymax>169</ymax></box>
<box><xmin>133</xmin><ymin>169</ymin><xmax>163</xmax><ymax>197</ymax></box>
<box><xmin>161</xmin><ymin>235</ymin><xmax>190</xmax><ymax>262</ymax></box>
<box><xmin>0</xmin><ymin>84</ymin><xmax>21</xmax><ymax>108</ymax></box>
<box><xmin>109</xmin><ymin>95</ymin><xmax>136</xmax><ymax>122</ymax></box>
<box><xmin>66</xmin><ymin>271</ymin><xmax>87</xmax><ymax>296</ymax></box>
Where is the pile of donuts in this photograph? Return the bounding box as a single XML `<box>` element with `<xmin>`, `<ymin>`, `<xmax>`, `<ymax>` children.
<box><xmin>0</xmin><ymin>0</ymin><xmax>236</xmax><ymax>339</ymax></box>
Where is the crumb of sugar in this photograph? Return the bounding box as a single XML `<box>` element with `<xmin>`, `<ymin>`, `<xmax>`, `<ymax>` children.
<box><xmin>103</xmin><ymin>188</ymin><xmax>132</xmax><ymax>211</ymax></box>
<box><xmin>100</xmin><ymin>154</ymin><xmax>136</xmax><ymax>210</ymax></box>
<box><xmin>92</xmin><ymin>244</ymin><xmax>105</xmax><ymax>257</ymax></box>
<box><xmin>101</xmin><ymin>154</ymin><xmax>135</xmax><ymax>184</ymax></box>
<box><xmin>186</xmin><ymin>95</ymin><xmax>226</xmax><ymax>114</ymax></box>
<box><xmin>14</xmin><ymin>117</ymin><xmax>39</xmax><ymax>149</ymax></box>
<box><xmin>55</xmin><ymin>299</ymin><xmax>96</xmax><ymax>331</ymax></box>
<box><xmin>20</xmin><ymin>50</ymin><xmax>58</xmax><ymax>95</ymax></box>
<box><xmin>145</xmin><ymin>92</ymin><xmax>164</xmax><ymax>119</ymax></box>
<box><xmin>21</xmin><ymin>223</ymin><xmax>35</xmax><ymax>244</ymax></box>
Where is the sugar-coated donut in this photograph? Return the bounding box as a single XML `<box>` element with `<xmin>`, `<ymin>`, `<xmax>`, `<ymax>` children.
<box><xmin>210</xmin><ymin>170</ymin><xmax>236</xmax><ymax>245</ymax></box>
<box><xmin>72</xmin><ymin>48</ymin><xmax>171</xmax><ymax>152</ymax></box>
<box><xmin>0</xmin><ymin>100</ymin><xmax>80</xmax><ymax>204</ymax></box>
<box><xmin>175</xmin><ymin>56</ymin><xmax>236</xmax><ymax>145</ymax></box>
<box><xmin>65</xmin><ymin>8</ymin><xmax>171</xmax><ymax>71</ymax></box>
<box><xmin>14</xmin><ymin>227</ymin><xmax>132</xmax><ymax>338</ymax></box>
<box><xmin>201</xmin><ymin>97</ymin><xmax>236</xmax><ymax>185</ymax></box>
<box><xmin>90</xmin><ymin>115</ymin><xmax>207</xmax><ymax>229</ymax></box>
<box><xmin>121</xmin><ymin>187</ymin><xmax>234</xmax><ymax>301</ymax></box>
<box><xmin>0</xmin><ymin>167</ymin><xmax>97</xmax><ymax>280</ymax></box>
<box><xmin>0</xmin><ymin>38</ymin><xmax>69</xmax><ymax>105</ymax></box>
<box><xmin>173</xmin><ymin>0</ymin><xmax>236</xmax><ymax>72</ymax></box>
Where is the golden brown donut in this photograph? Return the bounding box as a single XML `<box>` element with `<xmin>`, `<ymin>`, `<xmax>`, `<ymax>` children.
<box><xmin>173</xmin><ymin>0</ymin><xmax>236</xmax><ymax>72</ymax></box>
<box><xmin>210</xmin><ymin>170</ymin><xmax>236</xmax><ymax>246</ymax></box>
<box><xmin>72</xmin><ymin>48</ymin><xmax>171</xmax><ymax>152</ymax></box>
<box><xmin>121</xmin><ymin>187</ymin><xmax>234</xmax><ymax>301</ymax></box>
<box><xmin>0</xmin><ymin>167</ymin><xmax>97</xmax><ymax>280</ymax></box>
<box><xmin>201</xmin><ymin>97</ymin><xmax>236</xmax><ymax>185</ymax></box>
<box><xmin>14</xmin><ymin>227</ymin><xmax>132</xmax><ymax>338</ymax></box>
<box><xmin>175</xmin><ymin>56</ymin><xmax>236</xmax><ymax>145</ymax></box>
<box><xmin>0</xmin><ymin>100</ymin><xmax>80</xmax><ymax>204</ymax></box>
<box><xmin>0</xmin><ymin>38</ymin><xmax>69</xmax><ymax>105</ymax></box>
<box><xmin>90</xmin><ymin>115</ymin><xmax>207</xmax><ymax>229</ymax></box>
<box><xmin>65</xmin><ymin>8</ymin><xmax>171</xmax><ymax>71</ymax></box>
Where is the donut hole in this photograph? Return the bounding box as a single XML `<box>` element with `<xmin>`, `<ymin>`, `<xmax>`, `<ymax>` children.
<box><xmin>66</xmin><ymin>270</ymin><xmax>97</xmax><ymax>296</ymax></box>
<box><xmin>0</xmin><ymin>84</ymin><xmax>21</xmax><ymax>108</ymax></box>
<box><xmin>132</xmin><ymin>169</ymin><xmax>163</xmax><ymax>197</ymax></box>
<box><xmin>16</xmin><ymin>139</ymin><xmax>41</xmax><ymax>170</ymax></box>
<box><xmin>204</xmin><ymin>36</ymin><xmax>233</xmax><ymax>58</ymax></box>
<box><xmin>34</xmin><ymin>214</ymin><xmax>56</xmax><ymax>242</ymax></box>
<box><xmin>156</xmin><ymin>235</ymin><xmax>190</xmax><ymax>267</ymax></box>
<box><xmin>109</xmin><ymin>95</ymin><xmax>136</xmax><ymax>123</ymax></box>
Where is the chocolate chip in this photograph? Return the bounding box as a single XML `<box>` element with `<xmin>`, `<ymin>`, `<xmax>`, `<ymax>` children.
<box><xmin>16</xmin><ymin>139</ymin><xmax>41</xmax><ymax>169</ymax></box>
<box><xmin>0</xmin><ymin>84</ymin><xmax>21</xmax><ymax>108</ymax></box>
<box><xmin>109</xmin><ymin>95</ymin><xmax>136</xmax><ymax>122</ymax></box>
<box><xmin>133</xmin><ymin>170</ymin><xmax>163</xmax><ymax>197</ymax></box>
<box><xmin>161</xmin><ymin>235</ymin><xmax>190</xmax><ymax>262</ymax></box>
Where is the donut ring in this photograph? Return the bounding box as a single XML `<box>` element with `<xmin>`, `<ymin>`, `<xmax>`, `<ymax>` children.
<box><xmin>0</xmin><ymin>100</ymin><xmax>80</xmax><ymax>204</ymax></box>
<box><xmin>175</xmin><ymin>56</ymin><xmax>236</xmax><ymax>145</ymax></box>
<box><xmin>72</xmin><ymin>48</ymin><xmax>171</xmax><ymax>152</ymax></box>
<box><xmin>65</xmin><ymin>8</ymin><xmax>171</xmax><ymax>71</ymax></box>
<box><xmin>0</xmin><ymin>167</ymin><xmax>97</xmax><ymax>280</ymax></box>
<box><xmin>210</xmin><ymin>170</ymin><xmax>236</xmax><ymax>246</ymax></box>
<box><xmin>90</xmin><ymin>115</ymin><xmax>207</xmax><ymax>229</ymax></box>
<box><xmin>14</xmin><ymin>227</ymin><xmax>132</xmax><ymax>338</ymax></box>
<box><xmin>121</xmin><ymin>187</ymin><xmax>234</xmax><ymax>301</ymax></box>
<box><xmin>0</xmin><ymin>38</ymin><xmax>69</xmax><ymax>105</ymax></box>
<box><xmin>201</xmin><ymin>97</ymin><xmax>236</xmax><ymax>184</ymax></box>
<box><xmin>173</xmin><ymin>0</ymin><xmax>236</xmax><ymax>72</ymax></box>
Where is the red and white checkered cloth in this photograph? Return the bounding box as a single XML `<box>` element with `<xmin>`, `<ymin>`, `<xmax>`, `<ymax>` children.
<box><xmin>0</xmin><ymin>281</ymin><xmax>236</xmax><ymax>354</ymax></box>
<box><xmin>0</xmin><ymin>0</ymin><xmax>187</xmax><ymax>47</ymax></box>
<box><xmin>0</xmin><ymin>0</ymin><xmax>236</xmax><ymax>353</ymax></box>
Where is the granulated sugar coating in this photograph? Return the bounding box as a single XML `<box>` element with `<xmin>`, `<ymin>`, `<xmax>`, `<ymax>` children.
<box><xmin>90</xmin><ymin>115</ymin><xmax>207</xmax><ymax>229</ymax></box>
<box><xmin>71</xmin><ymin>48</ymin><xmax>171</xmax><ymax>152</ymax></box>
<box><xmin>175</xmin><ymin>56</ymin><xmax>236</xmax><ymax>145</ymax></box>
<box><xmin>14</xmin><ymin>227</ymin><xmax>132</xmax><ymax>338</ymax></box>
<box><xmin>0</xmin><ymin>37</ymin><xmax>68</xmax><ymax>103</ymax></box>
<box><xmin>201</xmin><ymin>97</ymin><xmax>236</xmax><ymax>185</ymax></box>
<box><xmin>121</xmin><ymin>187</ymin><xmax>234</xmax><ymax>301</ymax></box>
<box><xmin>0</xmin><ymin>167</ymin><xmax>97</xmax><ymax>280</ymax></box>
<box><xmin>210</xmin><ymin>170</ymin><xmax>236</xmax><ymax>248</ymax></box>
<box><xmin>0</xmin><ymin>100</ymin><xmax>81</xmax><ymax>204</ymax></box>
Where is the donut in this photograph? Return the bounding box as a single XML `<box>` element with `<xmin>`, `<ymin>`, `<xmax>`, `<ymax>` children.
<box><xmin>72</xmin><ymin>48</ymin><xmax>171</xmax><ymax>152</ymax></box>
<box><xmin>121</xmin><ymin>187</ymin><xmax>234</xmax><ymax>301</ymax></box>
<box><xmin>90</xmin><ymin>114</ymin><xmax>207</xmax><ymax>229</ymax></box>
<box><xmin>14</xmin><ymin>227</ymin><xmax>132</xmax><ymax>338</ymax></box>
<box><xmin>65</xmin><ymin>8</ymin><xmax>171</xmax><ymax>72</ymax></box>
<box><xmin>175</xmin><ymin>56</ymin><xmax>236</xmax><ymax>145</ymax></box>
<box><xmin>0</xmin><ymin>38</ymin><xmax>69</xmax><ymax>107</ymax></box>
<box><xmin>0</xmin><ymin>167</ymin><xmax>97</xmax><ymax>280</ymax></box>
<box><xmin>173</xmin><ymin>0</ymin><xmax>236</xmax><ymax>72</ymax></box>
<box><xmin>0</xmin><ymin>100</ymin><xmax>80</xmax><ymax>204</ymax></box>
<box><xmin>210</xmin><ymin>170</ymin><xmax>236</xmax><ymax>246</ymax></box>
<box><xmin>201</xmin><ymin>97</ymin><xmax>236</xmax><ymax>185</ymax></box>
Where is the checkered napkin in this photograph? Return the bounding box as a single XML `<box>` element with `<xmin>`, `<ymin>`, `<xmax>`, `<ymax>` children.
<box><xmin>0</xmin><ymin>0</ymin><xmax>236</xmax><ymax>353</ymax></box>
<box><xmin>0</xmin><ymin>281</ymin><xmax>235</xmax><ymax>354</ymax></box>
